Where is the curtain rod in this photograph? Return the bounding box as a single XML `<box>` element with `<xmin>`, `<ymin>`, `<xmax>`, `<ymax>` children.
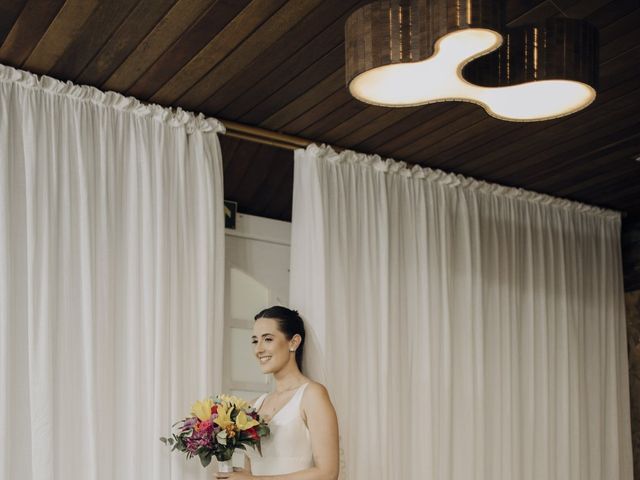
<box><xmin>221</xmin><ymin>119</ymin><xmax>324</xmax><ymax>151</ymax></box>
<box><xmin>219</xmin><ymin>119</ymin><xmax>627</xmax><ymax>218</ymax></box>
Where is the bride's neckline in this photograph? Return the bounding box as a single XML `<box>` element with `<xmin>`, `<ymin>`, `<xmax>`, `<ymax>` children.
<box><xmin>257</xmin><ymin>382</ymin><xmax>309</xmax><ymax>422</ymax></box>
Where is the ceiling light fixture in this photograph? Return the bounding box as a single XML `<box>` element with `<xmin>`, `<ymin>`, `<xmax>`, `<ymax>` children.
<box><xmin>345</xmin><ymin>0</ymin><xmax>598</xmax><ymax>121</ymax></box>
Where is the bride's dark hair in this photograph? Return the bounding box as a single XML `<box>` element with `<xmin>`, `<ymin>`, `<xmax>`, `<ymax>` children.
<box><xmin>254</xmin><ymin>306</ymin><xmax>305</xmax><ymax>372</ymax></box>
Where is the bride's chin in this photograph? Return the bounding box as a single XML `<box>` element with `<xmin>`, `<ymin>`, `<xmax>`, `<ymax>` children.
<box><xmin>260</xmin><ymin>363</ymin><xmax>281</xmax><ymax>374</ymax></box>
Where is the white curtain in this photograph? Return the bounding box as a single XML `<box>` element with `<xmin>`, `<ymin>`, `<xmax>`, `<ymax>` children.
<box><xmin>290</xmin><ymin>144</ymin><xmax>632</xmax><ymax>480</ymax></box>
<box><xmin>0</xmin><ymin>65</ymin><xmax>225</xmax><ymax>480</ymax></box>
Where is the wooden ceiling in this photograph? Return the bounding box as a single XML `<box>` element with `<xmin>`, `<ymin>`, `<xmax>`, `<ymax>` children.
<box><xmin>0</xmin><ymin>0</ymin><xmax>639</xmax><ymax>222</ymax></box>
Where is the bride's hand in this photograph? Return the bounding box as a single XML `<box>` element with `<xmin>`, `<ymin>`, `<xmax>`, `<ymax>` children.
<box><xmin>214</xmin><ymin>467</ymin><xmax>254</xmax><ymax>479</ymax></box>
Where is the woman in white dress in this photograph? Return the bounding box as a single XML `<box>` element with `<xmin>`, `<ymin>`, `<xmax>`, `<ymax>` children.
<box><xmin>215</xmin><ymin>306</ymin><xmax>340</xmax><ymax>480</ymax></box>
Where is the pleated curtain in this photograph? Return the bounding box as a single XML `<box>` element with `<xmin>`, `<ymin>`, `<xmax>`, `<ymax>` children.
<box><xmin>290</xmin><ymin>144</ymin><xmax>633</xmax><ymax>480</ymax></box>
<box><xmin>0</xmin><ymin>65</ymin><xmax>225</xmax><ymax>480</ymax></box>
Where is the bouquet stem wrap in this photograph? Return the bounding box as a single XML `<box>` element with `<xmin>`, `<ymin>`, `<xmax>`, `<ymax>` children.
<box><xmin>218</xmin><ymin>459</ymin><xmax>233</xmax><ymax>474</ymax></box>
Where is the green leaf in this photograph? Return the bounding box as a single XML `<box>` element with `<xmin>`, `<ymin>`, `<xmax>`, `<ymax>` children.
<box><xmin>175</xmin><ymin>437</ymin><xmax>186</xmax><ymax>452</ymax></box>
<box><xmin>216</xmin><ymin>449</ymin><xmax>234</xmax><ymax>461</ymax></box>
<box><xmin>199</xmin><ymin>452</ymin><xmax>212</xmax><ymax>468</ymax></box>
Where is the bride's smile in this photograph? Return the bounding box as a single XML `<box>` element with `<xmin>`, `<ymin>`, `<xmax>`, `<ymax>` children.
<box><xmin>258</xmin><ymin>355</ymin><xmax>272</xmax><ymax>364</ymax></box>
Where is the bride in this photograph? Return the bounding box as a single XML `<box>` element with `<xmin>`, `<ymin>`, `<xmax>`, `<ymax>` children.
<box><xmin>215</xmin><ymin>306</ymin><xmax>340</xmax><ymax>480</ymax></box>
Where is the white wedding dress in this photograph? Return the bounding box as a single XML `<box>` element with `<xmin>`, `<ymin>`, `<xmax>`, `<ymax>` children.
<box><xmin>247</xmin><ymin>383</ymin><xmax>314</xmax><ymax>475</ymax></box>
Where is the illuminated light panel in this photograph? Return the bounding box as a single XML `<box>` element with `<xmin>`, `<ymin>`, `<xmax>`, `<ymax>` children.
<box><xmin>348</xmin><ymin>29</ymin><xmax>596</xmax><ymax>122</ymax></box>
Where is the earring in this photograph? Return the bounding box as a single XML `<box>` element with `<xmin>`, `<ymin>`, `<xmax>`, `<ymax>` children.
<box><xmin>289</xmin><ymin>349</ymin><xmax>295</xmax><ymax>352</ymax></box>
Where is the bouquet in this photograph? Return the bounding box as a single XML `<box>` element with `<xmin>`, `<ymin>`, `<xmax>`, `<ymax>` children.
<box><xmin>161</xmin><ymin>394</ymin><xmax>270</xmax><ymax>472</ymax></box>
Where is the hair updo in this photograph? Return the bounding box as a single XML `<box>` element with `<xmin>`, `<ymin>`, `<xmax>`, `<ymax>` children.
<box><xmin>254</xmin><ymin>306</ymin><xmax>305</xmax><ymax>372</ymax></box>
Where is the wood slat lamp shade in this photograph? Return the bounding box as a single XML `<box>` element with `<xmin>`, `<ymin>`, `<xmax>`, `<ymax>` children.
<box><xmin>465</xmin><ymin>18</ymin><xmax>599</xmax><ymax>90</ymax></box>
<box><xmin>344</xmin><ymin>1</ymin><xmax>598</xmax><ymax>121</ymax></box>
<box><xmin>344</xmin><ymin>0</ymin><xmax>505</xmax><ymax>91</ymax></box>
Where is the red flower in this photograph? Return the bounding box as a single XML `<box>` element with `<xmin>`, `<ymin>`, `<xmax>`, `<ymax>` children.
<box><xmin>211</xmin><ymin>404</ymin><xmax>218</xmax><ymax>415</ymax></box>
<box><xmin>194</xmin><ymin>419</ymin><xmax>213</xmax><ymax>433</ymax></box>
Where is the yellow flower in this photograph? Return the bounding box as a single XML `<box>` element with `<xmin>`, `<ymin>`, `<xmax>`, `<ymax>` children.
<box><xmin>213</xmin><ymin>404</ymin><xmax>233</xmax><ymax>429</ymax></box>
<box><xmin>191</xmin><ymin>398</ymin><xmax>214</xmax><ymax>421</ymax></box>
<box><xmin>235</xmin><ymin>411</ymin><xmax>259</xmax><ymax>431</ymax></box>
<box><xmin>217</xmin><ymin>394</ymin><xmax>250</xmax><ymax>410</ymax></box>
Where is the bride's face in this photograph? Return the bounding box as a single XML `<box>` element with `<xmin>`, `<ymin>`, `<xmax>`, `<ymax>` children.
<box><xmin>252</xmin><ymin>317</ymin><xmax>292</xmax><ymax>374</ymax></box>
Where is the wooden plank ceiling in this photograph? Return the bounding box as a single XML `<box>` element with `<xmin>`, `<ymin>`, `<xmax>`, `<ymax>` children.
<box><xmin>0</xmin><ymin>0</ymin><xmax>639</xmax><ymax>222</ymax></box>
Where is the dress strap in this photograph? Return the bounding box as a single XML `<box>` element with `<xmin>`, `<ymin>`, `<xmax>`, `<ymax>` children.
<box><xmin>253</xmin><ymin>393</ymin><xmax>268</xmax><ymax>410</ymax></box>
<box><xmin>292</xmin><ymin>382</ymin><xmax>310</xmax><ymax>406</ymax></box>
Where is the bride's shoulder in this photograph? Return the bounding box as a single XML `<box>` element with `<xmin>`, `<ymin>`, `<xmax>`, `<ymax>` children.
<box><xmin>304</xmin><ymin>380</ymin><xmax>326</xmax><ymax>391</ymax></box>
<box><xmin>302</xmin><ymin>381</ymin><xmax>332</xmax><ymax>403</ymax></box>
<box><xmin>300</xmin><ymin>381</ymin><xmax>336</xmax><ymax>425</ymax></box>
